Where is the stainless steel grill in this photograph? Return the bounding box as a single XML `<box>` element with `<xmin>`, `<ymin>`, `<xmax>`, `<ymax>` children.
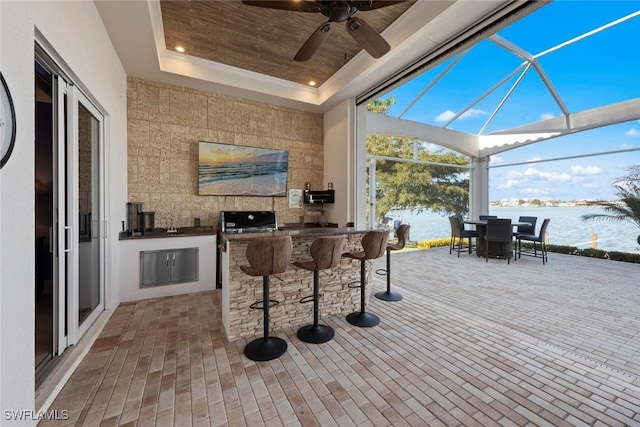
<box><xmin>219</xmin><ymin>211</ymin><xmax>277</xmax><ymax>234</ymax></box>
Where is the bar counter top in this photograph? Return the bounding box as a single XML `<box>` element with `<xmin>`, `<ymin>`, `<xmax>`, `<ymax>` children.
<box><xmin>221</xmin><ymin>226</ymin><xmax>367</xmax><ymax>241</ymax></box>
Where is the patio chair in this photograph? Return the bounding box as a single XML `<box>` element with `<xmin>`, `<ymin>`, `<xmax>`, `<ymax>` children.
<box><xmin>449</xmin><ymin>216</ymin><xmax>479</xmax><ymax>257</ymax></box>
<box><xmin>294</xmin><ymin>235</ymin><xmax>345</xmax><ymax>344</ymax></box>
<box><xmin>342</xmin><ymin>230</ymin><xmax>389</xmax><ymax>327</ymax></box>
<box><xmin>479</xmin><ymin>215</ymin><xmax>498</xmax><ymax>220</ymax></box>
<box><xmin>485</xmin><ymin>218</ymin><xmax>513</xmax><ymax>264</ymax></box>
<box><xmin>513</xmin><ymin>216</ymin><xmax>537</xmax><ymax>255</ymax></box>
<box><xmin>375</xmin><ymin>224</ymin><xmax>410</xmax><ymax>302</ymax></box>
<box><xmin>240</xmin><ymin>235</ymin><xmax>293</xmax><ymax>361</ymax></box>
<box><xmin>516</xmin><ymin>218</ymin><xmax>551</xmax><ymax>264</ymax></box>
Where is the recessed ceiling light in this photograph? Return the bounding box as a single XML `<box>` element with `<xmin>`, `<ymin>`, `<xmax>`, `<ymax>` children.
<box><xmin>175</xmin><ymin>46</ymin><xmax>186</xmax><ymax>53</ymax></box>
<box><xmin>309</xmin><ymin>81</ymin><xmax>316</xmax><ymax>86</ymax></box>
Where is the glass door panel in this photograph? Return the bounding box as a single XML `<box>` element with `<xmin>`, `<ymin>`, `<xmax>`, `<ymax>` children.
<box><xmin>34</xmin><ymin>62</ymin><xmax>55</xmax><ymax>373</ymax></box>
<box><xmin>72</xmin><ymin>88</ymin><xmax>104</xmax><ymax>339</ymax></box>
<box><xmin>77</xmin><ymin>102</ymin><xmax>101</xmax><ymax>327</ymax></box>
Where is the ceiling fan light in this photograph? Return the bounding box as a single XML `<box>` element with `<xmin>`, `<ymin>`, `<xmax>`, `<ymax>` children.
<box><xmin>329</xmin><ymin>2</ymin><xmax>351</xmax><ymax>22</ymax></box>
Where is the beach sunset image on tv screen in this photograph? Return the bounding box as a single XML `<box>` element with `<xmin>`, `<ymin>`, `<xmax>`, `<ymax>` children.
<box><xmin>198</xmin><ymin>142</ymin><xmax>289</xmax><ymax>196</ymax></box>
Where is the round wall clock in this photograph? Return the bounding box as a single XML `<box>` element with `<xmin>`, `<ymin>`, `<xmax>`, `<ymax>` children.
<box><xmin>0</xmin><ymin>72</ymin><xmax>17</xmax><ymax>169</ymax></box>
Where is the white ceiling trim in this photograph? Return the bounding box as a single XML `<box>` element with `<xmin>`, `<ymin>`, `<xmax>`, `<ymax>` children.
<box><xmin>148</xmin><ymin>1</ymin><xmax>322</xmax><ymax>105</ymax></box>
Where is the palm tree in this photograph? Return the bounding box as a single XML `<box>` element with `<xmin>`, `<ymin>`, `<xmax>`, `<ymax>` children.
<box><xmin>581</xmin><ymin>166</ymin><xmax>640</xmax><ymax>245</ymax></box>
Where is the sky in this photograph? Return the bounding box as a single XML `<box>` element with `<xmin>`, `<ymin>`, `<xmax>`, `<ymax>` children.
<box><xmin>380</xmin><ymin>1</ymin><xmax>640</xmax><ymax>201</ymax></box>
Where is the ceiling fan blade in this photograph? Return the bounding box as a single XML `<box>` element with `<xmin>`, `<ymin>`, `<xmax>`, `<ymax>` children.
<box><xmin>354</xmin><ymin>1</ymin><xmax>408</xmax><ymax>11</ymax></box>
<box><xmin>241</xmin><ymin>1</ymin><xmax>321</xmax><ymax>13</ymax></box>
<box><xmin>294</xmin><ymin>21</ymin><xmax>334</xmax><ymax>62</ymax></box>
<box><xmin>346</xmin><ymin>17</ymin><xmax>390</xmax><ymax>58</ymax></box>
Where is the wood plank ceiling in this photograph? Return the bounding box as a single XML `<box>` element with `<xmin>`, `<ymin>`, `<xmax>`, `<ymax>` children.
<box><xmin>160</xmin><ymin>0</ymin><xmax>415</xmax><ymax>87</ymax></box>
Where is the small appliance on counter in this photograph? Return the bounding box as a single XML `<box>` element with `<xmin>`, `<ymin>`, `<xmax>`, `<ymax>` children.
<box><xmin>126</xmin><ymin>202</ymin><xmax>143</xmax><ymax>236</ymax></box>
<box><xmin>126</xmin><ymin>202</ymin><xmax>156</xmax><ymax>236</ymax></box>
<box><xmin>139</xmin><ymin>211</ymin><xmax>155</xmax><ymax>235</ymax></box>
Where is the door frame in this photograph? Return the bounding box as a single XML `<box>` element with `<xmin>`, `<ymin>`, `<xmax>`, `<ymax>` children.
<box><xmin>35</xmin><ymin>44</ymin><xmax>107</xmax><ymax>377</ymax></box>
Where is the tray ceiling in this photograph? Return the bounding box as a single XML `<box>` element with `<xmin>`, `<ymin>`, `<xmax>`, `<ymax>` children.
<box><xmin>160</xmin><ymin>0</ymin><xmax>415</xmax><ymax>86</ymax></box>
<box><xmin>96</xmin><ymin>1</ymin><xmax>528</xmax><ymax>112</ymax></box>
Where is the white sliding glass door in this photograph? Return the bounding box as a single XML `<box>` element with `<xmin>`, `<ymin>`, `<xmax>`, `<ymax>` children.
<box><xmin>35</xmin><ymin>49</ymin><xmax>105</xmax><ymax>388</ymax></box>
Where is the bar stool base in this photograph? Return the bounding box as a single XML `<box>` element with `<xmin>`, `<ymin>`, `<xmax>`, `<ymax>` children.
<box><xmin>297</xmin><ymin>324</ymin><xmax>335</xmax><ymax>344</ymax></box>
<box><xmin>346</xmin><ymin>312</ymin><xmax>380</xmax><ymax>327</ymax></box>
<box><xmin>375</xmin><ymin>290</ymin><xmax>403</xmax><ymax>302</ymax></box>
<box><xmin>244</xmin><ymin>337</ymin><xmax>287</xmax><ymax>362</ymax></box>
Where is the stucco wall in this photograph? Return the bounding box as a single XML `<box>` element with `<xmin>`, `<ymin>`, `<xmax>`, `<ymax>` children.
<box><xmin>324</xmin><ymin>99</ymin><xmax>356</xmax><ymax>227</ymax></box>
<box><xmin>0</xmin><ymin>1</ymin><xmax>127</xmax><ymax>422</ymax></box>
<box><xmin>127</xmin><ymin>78</ymin><xmax>325</xmax><ymax>229</ymax></box>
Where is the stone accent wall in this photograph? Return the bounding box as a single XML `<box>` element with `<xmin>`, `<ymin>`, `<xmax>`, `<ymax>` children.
<box><xmin>224</xmin><ymin>233</ymin><xmax>373</xmax><ymax>341</ymax></box>
<box><xmin>127</xmin><ymin>77</ymin><xmax>325</xmax><ymax>229</ymax></box>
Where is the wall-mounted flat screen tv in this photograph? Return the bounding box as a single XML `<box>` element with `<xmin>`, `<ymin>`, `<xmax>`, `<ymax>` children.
<box><xmin>198</xmin><ymin>141</ymin><xmax>289</xmax><ymax>196</ymax></box>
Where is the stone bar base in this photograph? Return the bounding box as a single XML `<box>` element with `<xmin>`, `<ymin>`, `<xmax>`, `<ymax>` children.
<box><xmin>221</xmin><ymin>228</ymin><xmax>376</xmax><ymax>341</ymax></box>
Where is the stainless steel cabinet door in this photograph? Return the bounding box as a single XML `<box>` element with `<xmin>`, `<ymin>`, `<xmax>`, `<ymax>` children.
<box><xmin>170</xmin><ymin>248</ymin><xmax>199</xmax><ymax>283</ymax></box>
<box><xmin>140</xmin><ymin>248</ymin><xmax>199</xmax><ymax>288</ymax></box>
<box><xmin>140</xmin><ymin>250</ymin><xmax>172</xmax><ymax>287</ymax></box>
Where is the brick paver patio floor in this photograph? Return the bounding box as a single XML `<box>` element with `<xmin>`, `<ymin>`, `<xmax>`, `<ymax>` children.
<box><xmin>42</xmin><ymin>248</ymin><xmax>640</xmax><ymax>426</ymax></box>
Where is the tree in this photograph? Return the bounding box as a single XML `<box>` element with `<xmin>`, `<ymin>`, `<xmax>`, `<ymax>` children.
<box><xmin>581</xmin><ymin>165</ymin><xmax>640</xmax><ymax>245</ymax></box>
<box><xmin>366</xmin><ymin>97</ymin><xmax>471</xmax><ymax>225</ymax></box>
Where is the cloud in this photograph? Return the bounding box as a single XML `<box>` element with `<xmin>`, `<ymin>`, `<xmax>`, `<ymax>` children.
<box><xmin>505</xmin><ymin>169</ymin><xmax>523</xmax><ymax>179</ymax></box>
<box><xmin>523</xmin><ymin>167</ymin><xmax>572</xmax><ymax>182</ymax></box>
<box><xmin>527</xmin><ymin>157</ymin><xmax>542</xmax><ymax>162</ymax></box>
<box><xmin>571</xmin><ymin>165</ymin><xmax>602</xmax><ymax>175</ymax></box>
<box><xmin>540</xmin><ymin>113</ymin><xmax>555</xmax><ymax>120</ymax></box>
<box><xmin>490</xmin><ymin>155</ymin><xmax>503</xmax><ymax>163</ymax></box>
<box><xmin>460</xmin><ymin>108</ymin><xmax>489</xmax><ymax>119</ymax></box>
<box><xmin>497</xmin><ymin>179</ymin><xmax>520</xmax><ymax>189</ymax></box>
<box><xmin>435</xmin><ymin>110</ymin><xmax>455</xmax><ymax>122</ymax></box>
<box><xmin>625</xmin><ymin>127</ymin><xmax>640</xmax><ymax>137</ymax></box>
<box><xmin>520</xmin><ymin>187</ymin><xmax>550</xmax><ymax>196</ymax></box>
<box><xmin>435</xmin><ymin>108</ymin><xmax>488</xmax><ymax>122</ymax></box>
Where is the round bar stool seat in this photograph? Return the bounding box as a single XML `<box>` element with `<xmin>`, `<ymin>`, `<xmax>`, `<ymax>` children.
<box><xmin>375</xmin><ymin>224</ymin><xmax>410</xmax><ymax>302</ymax></box>
<box><xmin>240</xmin><ymin>235</ymin><xmax>293</xmax><ymax>361</ymax></box>
<box><xmin>342</xmin><ymin>230</ymin><xmax>389</xmax><ymax>327</ymax></box>
<box><xmin>294</xmin><ymin>235</ymin><xmax>345</xmax><ymax>344</ymax></box>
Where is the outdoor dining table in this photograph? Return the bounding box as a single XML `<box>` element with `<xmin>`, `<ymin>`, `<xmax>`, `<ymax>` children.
<box><xmin>464</xmin><ymin>219</ymin><xmax>532</xmax><ymax>257</ymax></box>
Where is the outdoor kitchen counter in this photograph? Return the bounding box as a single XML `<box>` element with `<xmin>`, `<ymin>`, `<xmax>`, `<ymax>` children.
<box><xmin>220</xmin><ymin>227</ymin><xmax>377</xmax><ymax>341</ymax></box>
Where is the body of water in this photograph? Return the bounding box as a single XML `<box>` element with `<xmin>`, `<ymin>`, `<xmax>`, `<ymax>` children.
<box><xmin>388</xmin><ymin>206</ymin><xmax>640</xmax><ymax>253</ymax></box>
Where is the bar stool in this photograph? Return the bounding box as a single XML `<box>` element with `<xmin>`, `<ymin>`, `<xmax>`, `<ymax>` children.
<box><xmin>240</xmin><ymin>235</ymin><xmax>293</xmax><ymax>361</ymax></box>
<box><xmin>375</xmin><ymin>224</ymin><xmax>410</xmax><ymax>302</ymax></box>
<box><xmin>294</xmin><ymin>235</ymin><xmax>345</xmax><ymax>344</ymax></box>
<box><xmin>342</xmin><ymin>230</ymin><xmax>389</xmax><ymax>327</ymax></box>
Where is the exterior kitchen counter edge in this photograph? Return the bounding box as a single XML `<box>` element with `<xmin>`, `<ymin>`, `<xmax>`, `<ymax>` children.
<box><xmin>220</xmin><ymin>228</ymin><xmax>380</xmax><ymax>341</ymax></box>
<box><xmin>119</xmin><ymin>226</ymin><xmax>215</xmax><ymax>240</ymax></box>
<box><xmin>221</xmin><ymin>226</ymin><xmax>364</xmax><ymax>241</ymax></box>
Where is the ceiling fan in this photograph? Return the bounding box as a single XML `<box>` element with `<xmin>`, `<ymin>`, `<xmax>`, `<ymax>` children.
<box><xmin>242</xmin><ymin>1</ymin><xmax>406</xmax><ymax>61</ymax></box>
